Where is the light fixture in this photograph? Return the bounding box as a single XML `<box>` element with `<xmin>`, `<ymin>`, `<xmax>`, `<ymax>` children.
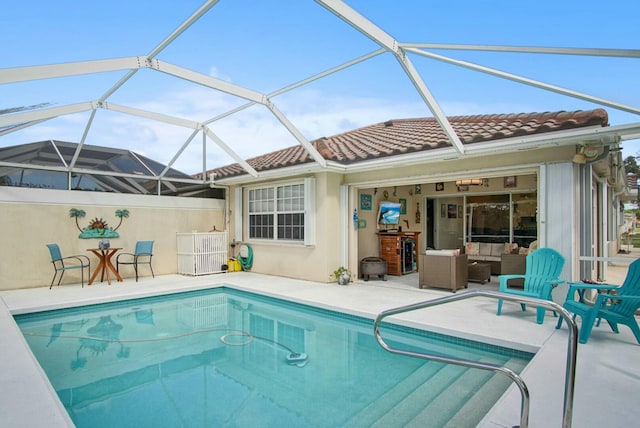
<box><xmin>455</xmin><ymin>178</ymin><xmax>483</xmax><ymax>186</ymax></box>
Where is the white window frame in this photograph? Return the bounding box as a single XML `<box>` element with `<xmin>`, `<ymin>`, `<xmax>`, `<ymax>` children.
<box><xmin>241</xmin><ymin>177</ymin><xmax>315</xmax><ymax>246</ymax></box>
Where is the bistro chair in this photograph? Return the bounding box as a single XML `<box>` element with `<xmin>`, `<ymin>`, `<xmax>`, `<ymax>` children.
<box><xmin>556</xmin><ymin>258</ymin><xmax>640</xmax><ymax>344</ymax></box>
<box><xmin>116</xmin><ymin>240</ymin><xmax>155</xmax><ymax>282</ymax></box>
<box><xmin>46</xmin><ymin>243</ymin><xmax>91</xmax><ymax>289</ymax></box>
<box><xmin>496</xmin><ymin>248</ymin><xmax>565</xmax><ymax>324</ymax></box>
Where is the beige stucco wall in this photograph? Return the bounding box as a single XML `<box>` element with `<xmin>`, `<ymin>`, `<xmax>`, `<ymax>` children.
<box><xmin>3</xmin><ymin>144</ymin><xmax>616</xmax><ymax>289</ymax></box>
<box><xmin>221</xmin><ymin>146</ymin><xmax>572</xmax><ymax>284</ymax></box>
<box><xmin>226</xmin><ymin>172</ymin><xmax>344</xmax><ymax>283</ymax></box>
<box><xmin>342</xmin><ymin>145</ymin><xmax>574</xmax><ymax>186</ymax></box>
<box><xmin>0</xmin><ymin>187</ymin><xmax>225</xmax><ymax>290</ymax></box>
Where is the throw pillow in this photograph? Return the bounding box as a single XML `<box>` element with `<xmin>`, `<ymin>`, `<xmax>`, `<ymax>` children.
<box><xmin>465</xmin><ymin>242</ymin><xmax>480</xmax><ymax>256</ymax></box>
<box><xmin>504</xmin><ymin>243</ymin><xmax>518</xmax><ymax>254</ymax></box>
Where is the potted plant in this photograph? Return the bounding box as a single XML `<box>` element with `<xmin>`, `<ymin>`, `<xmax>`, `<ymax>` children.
<box><xmin>331</xmin><ymin>266</ymin><xmax>352</xmax><ymax>285</ymax></box>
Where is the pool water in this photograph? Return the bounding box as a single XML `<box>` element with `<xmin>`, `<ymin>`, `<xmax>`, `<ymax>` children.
<box><xmin>15</xmin><ymin>287</ymin><xmax>532</xmax><ymax>428</ymax></box>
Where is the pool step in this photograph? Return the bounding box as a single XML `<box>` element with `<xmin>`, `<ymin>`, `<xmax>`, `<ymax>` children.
<box><xmin>442</xmin><ymin>365</ymin><xmax>514</xmax><ymax>428</ymax></box>
<box><xmin>349</xmin><ymin>357</ymin><xmax>520</xmax><ymax>428</ymax></box>
<box><xmin>342</xmin><ymin>361</ymin><xmax>450</xmax><ymax>427</ymax></box>
<box><xmin>370</xmin><ymin>364</ymin><xmax>485</xmax><ymax>428</ymax></box>
<box><xmin>401</xmin><ymin>357</ymin><xmax>523</xmax><ymax>428</ymax></box>
<box><xmin>401</xmin><ymin>364</ymin><xmax>496</xmax><ymax>427</ymax></box>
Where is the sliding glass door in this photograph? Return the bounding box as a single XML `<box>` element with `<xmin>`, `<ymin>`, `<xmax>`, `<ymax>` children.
<box><xmin>465</xmin><ymin>192</ymin><xmax>537</xmax><ymax>247</ymax></box>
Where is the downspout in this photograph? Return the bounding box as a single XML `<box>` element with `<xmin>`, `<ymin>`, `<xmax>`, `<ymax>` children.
<box><xmin>594</xmin><ymin>175</ymin><xmax>609</xmax><ymax>281</ymax></box>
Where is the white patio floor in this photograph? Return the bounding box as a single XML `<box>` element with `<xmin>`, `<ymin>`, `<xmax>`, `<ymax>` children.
<box><xmin>1</xmin><ymin>253</ymin><xmax>638</xmax><ymax>427</ymax></box>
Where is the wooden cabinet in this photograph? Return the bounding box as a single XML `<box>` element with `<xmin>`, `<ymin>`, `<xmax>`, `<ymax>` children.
<box><xmin>377</xmin><ymin>232</ymin><xmax>420</xmax><ymax>276</ymax></box>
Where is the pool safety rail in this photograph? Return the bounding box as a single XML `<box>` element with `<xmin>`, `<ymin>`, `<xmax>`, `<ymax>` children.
<box><xmin>373</xmin><ymin>290</ymin><xmax>578</xmax><ymax>428</ymax></box>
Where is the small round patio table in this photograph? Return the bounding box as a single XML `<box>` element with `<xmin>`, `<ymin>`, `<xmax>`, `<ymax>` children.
<box><xmin>87</xmin><ymin>248</ymin><xmax>123</xmax><ymax>285</ymax></box>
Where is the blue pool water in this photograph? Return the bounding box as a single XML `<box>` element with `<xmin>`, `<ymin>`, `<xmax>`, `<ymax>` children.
<box><xmin>15</xmin><ymin>287</ymin><xmax>532</xmax><ymax>428</ymax></box>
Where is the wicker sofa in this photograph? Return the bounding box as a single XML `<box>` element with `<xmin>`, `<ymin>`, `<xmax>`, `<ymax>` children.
<box><xmin>464</xmin><ymin>242</ymin><xmax>528</xmax><ymax>275</ymax></box>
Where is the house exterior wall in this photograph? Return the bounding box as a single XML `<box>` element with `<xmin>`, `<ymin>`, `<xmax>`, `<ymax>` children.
<box><xmin>343</xmin><ymin>146</ymin><xmax>624</xmax><ymax>287</ymax></box>
<box><xmin>227</xmin><ymin>172</ymin><xmax>344</xmax><ymax>283</ymax></box>
<box><xmin>0</xmin><ymin>187</ymin><xmax>224</xmax><ymax>290</ymax></box>
<box><xmin>222</xmin><ymin>144</ymin><xmax>623</xmax><ymax>285</ymax></box>
<box><xmin>342</xmin><ymin>146</ymin><xmax>575</xmax><ymax>185</ymax></box>
<box><xmin>1</xmin><ymin>143</ymin><xmax>625</xmax><ymax>289</ymax></box>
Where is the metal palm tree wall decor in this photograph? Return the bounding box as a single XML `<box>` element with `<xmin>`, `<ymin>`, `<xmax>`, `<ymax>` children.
<box><xmin>69</xmin><ymin>208</ymin><xmax>130</xmax><ymax>239</ymax></box>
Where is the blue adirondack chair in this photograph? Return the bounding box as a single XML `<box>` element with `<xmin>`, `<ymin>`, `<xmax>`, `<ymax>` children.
<box><xmin>116</xmin><ymin>240</ymin><xmax>155</xmax><ymax>282</ymax></box>
<box><xmin>496</xmin><ymin>248</ymin><xmax>565</xmax><ymax>324</ymax></box>
<box><xmin>556</xmin><ymin>258</ymin><xmax>640</xmax><ymax>344</ymax></box>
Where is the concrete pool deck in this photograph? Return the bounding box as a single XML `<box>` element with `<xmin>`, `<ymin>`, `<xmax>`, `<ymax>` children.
<box><xmin>1</xmin><ymin>255</ymin><xmax>639</xmax><ymax>427</ymax></box>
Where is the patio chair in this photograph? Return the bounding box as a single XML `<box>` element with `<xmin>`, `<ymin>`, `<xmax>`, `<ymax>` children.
<box><xmin>496</xmin><ymin>248</ymin><xmax>565</xmax><ymax>324</ymax></box>
<box><xmin>556</xmin><ymin>258</ymin><xmax>640</xmax><ymax>344</ymax></box>
<box><xmin>116</xmin><ymin>240</ymin><xmax>154</xmax><ymax>281</ymax></box>
<box><xmin>46</xmin><ymin>243</ymin><xmax>91</xmax><ymax>289</ymax></box>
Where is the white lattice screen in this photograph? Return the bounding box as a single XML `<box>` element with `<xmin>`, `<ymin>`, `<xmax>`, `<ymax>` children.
<box><xmin>176</xmin><ymin>232</ymin><xmax>228</xmax><ymax>275</ymax></box>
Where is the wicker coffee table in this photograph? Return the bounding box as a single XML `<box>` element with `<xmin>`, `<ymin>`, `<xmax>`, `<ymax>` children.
<box><xmin>468</xmin><ymin>262</ymin><xmax>491</xmax><ymax>284</ymax></box>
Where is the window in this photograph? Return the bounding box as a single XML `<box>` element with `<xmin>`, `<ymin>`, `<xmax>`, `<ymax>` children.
<box><xmin>249</xmin><ymin>183</ymin><xmax>305</xmax><ymax>242</ymax></box>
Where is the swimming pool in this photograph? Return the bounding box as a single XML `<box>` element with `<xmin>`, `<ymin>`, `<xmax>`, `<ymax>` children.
<box><xmin>15</xmin><ymin>287</ymin><xmax>532</xmax><ymax>427</ymax></box>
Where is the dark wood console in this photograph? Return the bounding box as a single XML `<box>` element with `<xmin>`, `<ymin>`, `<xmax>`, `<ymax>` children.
<box><xmin>377</xmin><ymin>232</ymin><xmax>420</xmax><ymax>276</ymax></box>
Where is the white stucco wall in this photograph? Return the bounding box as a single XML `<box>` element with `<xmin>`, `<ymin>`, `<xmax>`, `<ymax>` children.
<box><xmin>0</xmin><ymin>187</ymin><xmax>225</xmax><ymax>290</ymax></box>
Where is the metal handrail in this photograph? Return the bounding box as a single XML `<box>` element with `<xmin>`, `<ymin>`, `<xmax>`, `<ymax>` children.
<box><xmin>373</xmin><ymin>289</ymin><xmax>578</xmax><ymax>428</ymax></box>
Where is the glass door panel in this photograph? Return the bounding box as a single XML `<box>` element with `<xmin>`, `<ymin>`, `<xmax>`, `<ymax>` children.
<box><xmin>466</xmin><ymin>195</ymin><xmax>510</xmax><ymax>243</ymax></box>
<box><xmin>513</xmin><ymin>193</ymin><xmax>537</xmax><ymax>247</ymax></box>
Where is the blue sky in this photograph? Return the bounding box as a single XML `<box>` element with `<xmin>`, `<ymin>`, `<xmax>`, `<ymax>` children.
<box><xmin>1</xmin><ymin>0</ymin><xmax>639</xmax><ymax>173</ymax></box>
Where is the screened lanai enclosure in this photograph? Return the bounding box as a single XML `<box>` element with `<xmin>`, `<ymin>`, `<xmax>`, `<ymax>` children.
<box><xmin>1</xmin><ymin>0</ymin><xmax>639</xmax><ymax>184</ymax></box>
<box><xmin>0</xmin><ymin>140</ymin><xmax>222</xmax><ymax>197</ymax></box>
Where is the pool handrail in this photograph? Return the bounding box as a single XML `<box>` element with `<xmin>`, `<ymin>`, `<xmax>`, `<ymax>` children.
<box><xmin>373</xmin><ymin>289</ymin><xmax>578</xmax><ymax>428</ymax></box>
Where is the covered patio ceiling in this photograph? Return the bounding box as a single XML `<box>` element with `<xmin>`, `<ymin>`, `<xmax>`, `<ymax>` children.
<box><xmin>1</xmin><ymin>0</ymin><xmax>639</xmax><ymax>189</ymax></box>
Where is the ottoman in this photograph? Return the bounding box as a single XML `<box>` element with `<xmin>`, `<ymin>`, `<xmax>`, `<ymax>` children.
<box><xmin>468</xmin><ymin>262</ymin><xmax>491</xmax><ymax>284</ymax></box>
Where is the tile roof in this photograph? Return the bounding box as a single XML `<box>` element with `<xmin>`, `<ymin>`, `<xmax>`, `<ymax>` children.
<box><xmin>205</xmin><ymin>109</ymin><xmax>608</xmax><ymax>180</ymax></box>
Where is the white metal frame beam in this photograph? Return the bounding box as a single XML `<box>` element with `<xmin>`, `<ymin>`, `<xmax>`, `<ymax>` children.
<box><xmin>150</xmin><ymin>60</ymin><xmax>266</xmax><ymax>104</ymax></box>
<box><xmin>0</xmin><ymin>102</ymin><xmax>95</xmax><ymax>126</ymax></box>
<box><xmin>406</xmin><ymin>47</ymin><xmax>640</xmax><ymax>116</ymax></box>
<box><xmin>161</xmin><ymin>129</ymin><xmax>200</xmax><ymax>180</ymax></box>
<box><xmin>203</xmin><ymin>128</ymin><xmax>259</xmax><ymax>177</ymax></box>
<box><xmin>203</xmin><ymin>48</ymin><xmax>386</xmax><ymax>125</ymax></box>
<box><xmin>266</xmin><ymin>102</ymin><xmax>327</xmax><ymax>167</ymax></box>
<box><xmin>0</xmin><ymin>57</ymin><xmax>144</xmax><ymax>84</ymax></box>
<box><xmin>315</xmin><ymin>0</ymin><xmax>466</xmax><ymax>153</ymax></box>
<box><xmin>101</xmin><ymin>102</ymin><xmax>201</xmax><ymax>129</ymax></box>
<box><xmin>1</xmin><ymin>0</ymin><xmax>640</xmax><ymax>188</ymax></box>
<box><xmin>0</xmin><ymin>119</ymin><xmax>49</xmax><ymax>136</ymax></box>
<box><xmin>400</xmin><ymin>43</ymin><xmax>640</xmax><ymax>58</ymax></box>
